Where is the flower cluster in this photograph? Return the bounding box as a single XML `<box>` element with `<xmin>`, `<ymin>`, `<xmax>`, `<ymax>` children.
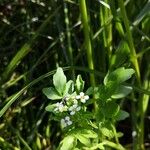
<box><xmin>54</xmin><ymin>102</ymin><xmax>68</xmax><ymax>112</ymax></box>
<box><xmin>61</xmin><ymin>116</ymin><xmax>72</xmax><ymax>128</ymax></box>
<box><xmin>54</xmin><ymin>92</ymin><xmax>89</xmax><ymax>128</ymax></box>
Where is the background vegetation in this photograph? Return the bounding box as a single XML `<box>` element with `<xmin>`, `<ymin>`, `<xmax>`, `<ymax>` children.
<box><xmin>0</xmin><ymin>0</ymin><xmax>149</xmax><ymax>149</ymax></box>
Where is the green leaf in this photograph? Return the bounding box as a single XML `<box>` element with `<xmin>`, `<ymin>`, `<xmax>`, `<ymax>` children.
<box><xmin>0</xmin><ymin>69</ymin><xmax>56</xmax><ymax>118</ymax></box>
<box><xmin>74</xmin><ymin>134</ymin><xmax>91</xmax><ymax>147</ymax></box>
<box><xmin>104</xmin><ymin>82</ymin><xmax>118</xmax><ymax>99</ymax></box>
<box><xmin>85</xmin><ymin>87</ymin><xmax>94</xmax><ymax>96</ymax></box>
<box><xmin>102</xmin><ymin>101</ymin><xmax>120</xmax><ymax>118</ymax></box>
<box><xmin>104</xmin><ymin>67</ymin><xmax>135</xmax><ymax>85</ymax></box>
<box><xmin>75</xmin><ymin>75</ymin><xmax>85</xmax><ymax>93</ymax></box>
<box><xmin>97</xmin><ymin>144</ymin><xmax>105</xmax><ymax>150</ymax></box>
<box><xmin>111</xmin><ymin>85</ymin><xmax>133</xmax><ymax>99</ymax></box>
<box><xmin>110</xmin><ymin>41</ymin><xmax>129</xmax><ymax>68</ymax></box>
<box><xmin>96</xmin><ymin>82</ymin><xmax>118</xmax><ymax>100</ymax></box>
<box><xmin>101</xmin><ymin>127</ymin><xmax>114</xmax><ymax>138</ymax></box>
<box><xmin>100</xmin><ymin>122</ymin><xmax>114</xmax><ymax>138</ymax></box>
<box><xmin>117</xmin><ymin>132</ymin><xmax>124</xmax><ymax>138</ymax></box>
<box><xmin>88</xmin><ymin>121</ymin><xmax>98</xmax><ymax>129</ymax></box>
<box><xmin>53</xmin><ymin>67</ymin><xmax>67</xmax><ymax>95</ymax></box>
<box><xmin>115</xmin><ymin>110</ymin><xmax>129</xmax><ymax>121</ymax></box>
<box><xmin>80</xmin><ymin>129</ymin><xmax>97</xmax><ymax>139</ymax></box>
<box><xmin>64</xmin><ymin>80</ymin><xmax>74</xmax><ymax>95</ymax></box>
<box><xmin>133</xmin><ymin>0</ymin><xmax>150</xmax><ymax>26</ymax></box>
<box><xmin>42</xmin><ymin>87</ymin><xmax>62</xmax><ymax>100</ymax></box>
<box><xmin>59</xmin><ymin>135</ymin><xmax>76</xmax><ymax>150</ymax></box>
<box><xmin>45</xmin><ymin>104</ymin><xmax>56</xmax><ymax>112</ymax></box>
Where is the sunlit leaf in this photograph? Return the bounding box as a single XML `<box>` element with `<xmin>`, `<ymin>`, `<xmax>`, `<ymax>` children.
<box><xmin>59</xmin><ymin>135</ymin><xmax>76</xmax><ymax>150</ymax></box>
<box><xmin>73</xmin><ymin>134</ymin><xmax>91</xmax><ymax>147</ymax></box>
<box><xmin>104</xmin><ymin>67</ymin><xmax>135</xmax><ymax>85</ymax></box>
<box><xmin>45</xmin><ymin>104</ymin><xmax>56</xmax><ymax>112</ymax></box>
<box><xmin>53</xmin><ymin>67</ymin><xmax>67</xmax><ymax>95</ymax></box>
<box><xmin>100</xmin><ymin>121</ymin><xmax>114</xmax><ymax>138</ymax></box>
<box><xmin>110</xmin><ymin>41</ymin><xmax>129</xmax><ymax>68</ymax></box>
<box><xmin>115</xmin><ymin>110</ymin><xmax>129</xmax><ymax>121</ymax></box>
<box><xmin>111</xmin><ymin>85</ymin><xmax>132</xmax><ymax>99</ymax></box>
<box><xmin>75</xmin><ymin>75</ymin><xmax>85</xmax><ymax>93</ymax></box>
<box><xmin>64</xmin><ymin>80</ymin><xmax>74</xmax><ymax>95</ymax></box>
<box><xmin>42</xmin><ymin>87</ymin><xmax>62</xmax><ymax>100</ymax></box>
<box><xmin>102</xmin><ymin>101</ymin><xmax>120</xmax><ymax>118</ymax></box>
<box><xmin>80</xmin><ymin>129</ymin><xmax>97</xmax><ymax>138</ymax></box>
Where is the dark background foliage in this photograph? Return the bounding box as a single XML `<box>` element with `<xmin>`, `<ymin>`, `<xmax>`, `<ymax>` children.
<box><xmin>0</xmin><ymin>0</ymin><xmax>149</xmax><ymax>149</ymax></box>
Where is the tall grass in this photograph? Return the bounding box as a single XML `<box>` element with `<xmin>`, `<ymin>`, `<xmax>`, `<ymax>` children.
<box><xmin>0</xmin><ymin>0</ymin><xmax>149</xmax><ymax>149</ymax></box>
<box><xmin>79</xmin><ymin>0</ymin><xmax>96</xmax><ymax>87</ymax></box>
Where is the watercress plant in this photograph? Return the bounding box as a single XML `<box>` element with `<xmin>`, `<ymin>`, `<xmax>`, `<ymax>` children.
<box><xmin>43</xmin><ymin>67</ymin><xmax>134</xmax><ymax>150</ymax></box>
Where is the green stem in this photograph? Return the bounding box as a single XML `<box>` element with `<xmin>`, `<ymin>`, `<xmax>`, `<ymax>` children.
<box><xmin>79</xmin><ymin>0</ymin><xmax>95</xmax><ymax>87</ymax></box>
<box><xmin>111</xmin><ymin>122</ymin><xmax>119</xmax><ymax>144</ymax></box>
<box><xmin>110</xmin><ymin>0</ymin><xmax>125</xmax><ymax>38</ymax></box>
<box><xmin>64</xmin><ymin>2</ymin><xmax>75</xmax><ymax>80</ymax></box>
<box><xmin>139</xmin><ymin>65</ymin><xmax>150</xmax><ymax>150</ymax></box>
<box><xmin>16</xmin><ymin>132</ymin><xmax>32</xmax><ymax>150</ymax></box>
<box><xmin>118</xmin><ymin>0</ymin><xmax>143</xmax><ymax>149</ymax></box>
<box><xmin>118</xmin><ymin>0</ymin><xmax>140</xmax><ymax>83</ymax></box>
<box><xmin>103</xmin><ymin>141</ymin><xmax>125</xmax><ymax>150</ymax></box>
<box><xmin>100</xmin><ymin>0</ymin><xmax>112</xmax><ymax>64</ymax></box>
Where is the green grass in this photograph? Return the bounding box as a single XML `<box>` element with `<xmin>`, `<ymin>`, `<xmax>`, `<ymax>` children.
<box><xmin>0</xmin><ymin>0</ymin><xmax>150</xmax><ymax>149</ymax></box>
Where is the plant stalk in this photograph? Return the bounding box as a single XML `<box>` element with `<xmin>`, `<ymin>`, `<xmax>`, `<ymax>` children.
<box><xmin>79</xmin><ymin>0</ymin><xmax>96</xmax><ymax>87</ymax></box>
<box><xmin>64</xmin><ymin>2</ymin><xmax>75</xmax><ymax>80</ymax></box>
<box><xmin>100</xmin><ymin>0</ymin><xmax>112</xmax><ymax>63</ymax></box>
<box><xmin>118</xmin><ymin>0</ymin><xmax>140</xmax><ymax>82</ymax></box>
<box><xmin>118</xmin><ymin>0</ymin><xmax>143</xmax><ymax>149</ymax></box>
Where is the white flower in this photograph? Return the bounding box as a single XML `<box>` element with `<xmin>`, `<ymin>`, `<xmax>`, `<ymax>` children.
<box><xmin>31</xmin><ymin>17</ymin><xmax>39</xmax><ymax>22</ymax></box>
<box><xmin>54</xmin><ymin>102</ymin><xmax>67</xmax><ymax>112</ymax></box>
<box><xmin>69</xmin><ymin>104</ymin><xmax>81</xmax><ymax>115</ymax></box>
<box><xmin>132</xmin><ymin>131</ymin><xmax>137</xmax><ymax>137</ymax></box>
<box><xmin>76</xmin><ymin>92</ymin><xmax>89</xmax><ymax>103</ymax></box>
<box><xmin>61</xmin><ymin>116</ymin><xmax>72</xmax><ymax>128</ymax></box>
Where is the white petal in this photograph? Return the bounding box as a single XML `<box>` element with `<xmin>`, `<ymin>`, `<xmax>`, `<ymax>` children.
<box><xmin>76</xmin><ymin>106</ymin><xmax>81</xmax><ymax>111</ymax></box>
<box><xmin>55</xmin><ymin>102</ymin><xmax>60</xmax><ymax>107</ymax></box>
<box><xmin>80</xmin><ymin>92</ymin><xmax>84</xmax><ymax>96</ymax></box>
<box><xmin>84</xmin><ymin>95</ymin><xmax>89</xmax><ymax>100</ymax></box>
<box><xmin>67</xmin><ymin>120</ymin><xmax>72</xmax><ymax>125</ymax></box>
<box><xmin>65</xmin><ymin>116</ymin><xmax>70</xmax><ymax>120</ymax></box>
<box><xmin>76</xmin><ymin>95</ymin><xmax>81</xmax><ymax>99</ymax></box>
<box><xmin>81</xmin><ymin>99</ymin><xmax>86</xmax><ymax>103</ymax></box>
<box><xmin>59</xmin><ymin>107</ymin><xmax>64</xmax><ymax>112</ymax></box>
<box><xmin>73</xmin><ymin>104</ymin><xmax>77</xmax><ymax>108</ymax></box>
<box><xmin>60</xmin><ymin>103</ymin><xmax>64</xmax><ymax>107</ymax></box>
<box><xmin>61</xmin><ymin>119</ymin><xmax>65</xmax><ymax>123</ymax></box>
<box><xmin>54</xmin><ymin>108</ymin><xmax>58</xmax><ymax>111</ymax></box>
<box><xmin>70</xmin><ymin>111</ymin><xmax>75</xmax><ymax>115</ymax></box>
<box><xmin>132</xmin><ymin>131</ymin><xmax>137</xmax><ymax>137</ymax></box>
<box><xmin>61</xmin><ymin>119</ymin><xmax>67</xmax><ymax>127</ymax></box>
